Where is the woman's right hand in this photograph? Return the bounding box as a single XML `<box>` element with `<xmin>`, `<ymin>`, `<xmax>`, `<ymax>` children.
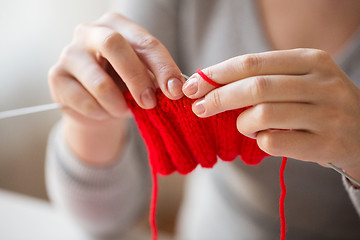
<box><xmin>48</xmin><ymin>12</ymin><xmax>184</xmax><ymax>166</ymax></box>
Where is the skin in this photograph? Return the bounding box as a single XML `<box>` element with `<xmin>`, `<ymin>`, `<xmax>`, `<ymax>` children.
<box><xmin>49</xmin><ymin>13</ymin><xmax>185</xmax><ymax>165</ymax></box>
<box><xmin>49</xmin><ymin>1</ymin><xmax>360</xmax><ymax>186</ymax></box>
<box><xmin>182</xmin><ymin>1</ymin><xmax>360</xmax><ymax>185</ymax></box>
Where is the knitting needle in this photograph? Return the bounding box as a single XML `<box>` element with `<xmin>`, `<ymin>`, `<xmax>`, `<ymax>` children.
<box><xmin>0</xmin><ymin>103</ymin><xmax>62</xmax><ymax>120</ymax></box>
<box><xmin>326</xmin><ymin>163</ymin><xmax>360</xmax><ymax>186</ymax></box>
<box><xmin>0</xmin><ymin>74</ymin><xmax>190</xmax><ymax>120</ymax></box>
<box><xmin>181</xmin><ymin>73</ymin><xmax>190</xmax><ymax>80</ymax></box>
<box><xmin>4</xmin><ymin>74</ymin><xmax>360</xmax><ymax>185</ymax></box>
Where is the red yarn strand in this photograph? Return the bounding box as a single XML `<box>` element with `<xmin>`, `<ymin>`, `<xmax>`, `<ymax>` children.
<box><xmin>150</xmin><ymin>168</ymin><xmax>158</xmax><ymax>240</ymax></box>
<box><xmin>125</xmin><ymin>73</ymin><xmax>286</xmax><ymax>239</ymax></box>
<box><xmin>196</xmin><ymin>69</ymin><xmax>223</xmax><ymax>88</ymax></box>
<box><xmin>279</xmin><ymin>157</ymin><xmax>287</xmax><ymax>240</ymax></box>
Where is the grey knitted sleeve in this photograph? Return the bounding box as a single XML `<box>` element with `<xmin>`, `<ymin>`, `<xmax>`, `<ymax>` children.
<box><xmin>45</xmin><ymin>0</ymin><xmax>179</xmax><ymax>237</ymax></box>
<box><xmin>46</xmin><ymin>120</ymin><xmax>150</xmax><ymax>237</ymax></box>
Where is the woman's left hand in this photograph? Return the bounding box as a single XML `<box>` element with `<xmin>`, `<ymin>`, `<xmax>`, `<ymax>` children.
<box><xmin>183</xmin><ymin>48</ymin><xmax>360</xmax><ymax>180</ymax></box>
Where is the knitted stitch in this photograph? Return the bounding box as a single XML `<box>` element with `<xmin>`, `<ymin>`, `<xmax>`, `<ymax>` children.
<box><xmin>124</xmin><ymin>90</ymin><xmax>269</xmax><ymax>175</ymax></box>
<box><xmin>124</xmin><ymin>89</ymin><xmax>272</xmax><ymax>240</ymax></box>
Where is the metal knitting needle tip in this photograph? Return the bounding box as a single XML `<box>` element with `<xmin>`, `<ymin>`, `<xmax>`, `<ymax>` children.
<box><xmin>181</xmin><ymin>73</ymin><xmax>190</xmax><ymax>80</ymax></box>
<box><xmin>326</xmin><ymin>162</ymin><xmax>360</xmax><ymax>186</ymax></box>
<box><xmin>0</xmin><ymin>103</ymin><xmax>62</xmax><ymax>120</ymax></box>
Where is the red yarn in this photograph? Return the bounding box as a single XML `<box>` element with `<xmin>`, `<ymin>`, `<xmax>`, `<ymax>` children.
<box><xmin>124</xmin><ymin>71</ymin><xmax>287</xmax><ymax>239</ymax></box>
<box><xmin>280</xmin><ymin>157</ymin><xmax>287</xmax><ymax>240</ymax></box>
<box><xmin>149</xmin><ymin>168</ymin><xmax>158</xmax><ymax>240</ymax></box>
<box><xmin>196</xmin><ymin>68</ymin><xmax>223</xmax><ymax>88</ymax></box>
<box><xmin>124</xmin><ymin>90</ymin><xmax>267</xmax><ymax>175</ymax></box>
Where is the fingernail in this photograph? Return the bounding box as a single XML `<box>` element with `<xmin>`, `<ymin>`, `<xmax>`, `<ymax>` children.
<box><xmin>167</xmin><ymin>78</ymin><xmax>183</xmax><ymax>98</ymax></box>
<box><xmin>140</xmin><ymin>87</ymin><xmax>157</xmax><ymax>109</ymax></box>
<box><xmin>193</xmin><ymin>99</ymin><xmax>205</xmax><ymax>115</ymax></box>
<box><xmin>182</xmin><ymin>76</ymin><xmax>198</xmax><ymax>96</ymax></box>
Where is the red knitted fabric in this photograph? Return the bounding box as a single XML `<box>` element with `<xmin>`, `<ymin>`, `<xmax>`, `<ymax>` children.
<box><xmin>124</xmin><ymin>90</ymin><xmax>269</xmax><ymax>175</ymax></box>
<box><xmin>123</xmin><ymin>67</ymin><xmax>289</xmax><ymax>239</ymax></box>
<box><xmin>123</xmin><ymin>89</ymin><xmax>273</xmax><ymax>240</ymax></box>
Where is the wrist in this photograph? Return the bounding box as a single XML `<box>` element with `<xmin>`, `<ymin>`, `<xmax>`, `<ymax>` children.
<box><xmin>64</xmin><ymin>115</ymin><xmax>129</xmax><ymax>167</ymax></box>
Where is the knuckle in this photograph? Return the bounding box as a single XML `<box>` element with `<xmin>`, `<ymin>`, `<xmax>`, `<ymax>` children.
<box><xmin>239</xmin><ymin>54</ymin><xmax>262</xmax><ymax>74</ymax></box>
<box><xmin>236</xmin><ymin>115</ymin><xmax>246</xmax><ymax>134</ymax></box>
<box><xmin>134</xmin><ymin>34</ymin><xmax>160</xmax><ymax>50</ymax></box>
<box><xmin>88</xmin><ymin>73</ymin><xmax>111</xmax><ymax>96</ymax></box>
<box><xmin>74</xmin><ymin>23</ymin><xmax>90</xmax><ymax>38</ymax></box>
<box><xmin>156</xmin><ymin>63</ymin><xmax>179</xmax><ymax>82</ymax></box>
<box><xmin>48</xmin><ymin>64</ymin><xmax>62</xmax><ymax>83</ymax></box>
<box><xmin>308</xmin><ymin>49</ymin><xmax>332</xmax><ymax>68</ymax></box>
<box><xmin>250</xmin><ymin>76</ymin><xmax>269</xmax><ymax>100</ymax></box>
<box><xmin>157</xmin><ymin>63</ymin><xmax>173</xmax><ymax>75</ymax></box>
<box><xmin>48</xmin><ymin>65</ymin><xmax>66</xmax><ymax>102</ymax></box>
<box><xmin>209</xmin><ymin>89</ymin><xmax>223</xmax><ymax>109</ymax></box>
<box><xmin>99</xmin><ymin>12</ymin><xmax>121</xmax><ymax>23</ymax></box>
<box><xmin>204</xmin><ymin>68</ymin><xmax>215</xmax><ymax>82</ymax></box>
<box><xmin>59</xmin><ymin>45</ymin><xmax>78</xmax><ymax>64</ymax></box>
<box><xmin>73</xmin><ymin>24</ymin><xmax>83</xmax><ymax>37</ymax></box>
<box><xmin>327</xmin><ymin>106</ymin><xmax>348</xmax><ymax>129</ymax></box>
<box><xmin>314</xmin><ymin>49</ymin><xmax>330</xmax><ymax>61</ymax></box>
<box><xmin>93</xmin><ymin>78</ymin><xmax>109</xmax><ymax>96</ymax></box>
<box><xmin>101</xmin><ymin>31</ymin><xmax>125</xmax><ymax>53</ymax></box>
<box><xmin>81</xmin><ymin>98</ymin><xmax>99</xmax><ymax>116</ymax></box>
<box><xmin>126</xmin><ymin>69</ymin><xmax>148</xmax><ymax>86</ymax></box>
<box><xmin>320</xmin><ymin>75</ymin><xmax>348</xmax><ymax>101</ymax></box>
<box><xmin>255</xmin><ymin>104</ymin><xmax>272</xmax><ymax>125</ymax></box>
<box><xmin>257</xmin><ymin>133</ymin><xmax>282</xmax><ymax>156</ymax></box>
<box><xmin>327</xmin><ymin>76</ymin><xmax>346</xmax><ymax>92</ymax></box>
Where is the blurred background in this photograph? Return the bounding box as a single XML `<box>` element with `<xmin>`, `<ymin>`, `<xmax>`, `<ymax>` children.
<box><xmin>0</xmin><ymin>0</ymin><xmax>183</xmax><ymax>238</ymax></box>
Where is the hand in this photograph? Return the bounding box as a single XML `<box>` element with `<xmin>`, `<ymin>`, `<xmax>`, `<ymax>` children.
<box><xmin>49</xmin><ymin>12</ymin><xmax>184</xmax><ymax>120</ymax></box>
<box><xmin>183</xmin><ymin>48</ymin><xmax>360</xmax><ymax>179</ymax></box>
<box><xmin>48</xmin><ymin>12</ymin><xmax>184</xmax><ymax>165</ymax></box>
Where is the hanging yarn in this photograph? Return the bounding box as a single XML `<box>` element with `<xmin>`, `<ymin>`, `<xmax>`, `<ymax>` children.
<box><xmin>280</xmin><ymin>157</ymin><xmax>287</xmax><ymax>240</ymax></box>
<box><xmin>149</xmin><ymin>168</ymin><xmax>158</xmax><ymax>240</ymax></box>
<box><xmin>124</xmin><ymin>69</ymin><xmax>287</xmax><ymax>240</ymax></box>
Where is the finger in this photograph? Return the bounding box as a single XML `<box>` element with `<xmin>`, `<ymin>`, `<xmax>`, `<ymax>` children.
<box><xmin>192</xmin><ymin>75</ymin><xmax>315</xmax><ymax>117</ymax></box>
<box><xmin>49</xmin><ymin>72</ymin><xmax>111</xmax><ymax>120</ymax></box>
<box><xmin>236</xmin><ymin>103</ymin><xmax>319</xmax><ymax>139</ymax></box>
<box><xmin>63</xmin><ymin>49</ymin><xmax>128</xmax><ymax>116</ymax></box>
<box><xmin>79</xmin><ymin>24</ymin><xmax>157</xmax><ymax>109</ymax></box>
<box><xmin>183</xmin><ymin>70</ymin><xmax>218</xmax><ymax>98</ymax></box>
<box><xmin>256</xmin><ymin>129</ymin><xmax>324</xmax><ymax>163</ymax></box>
<box><xmin>97</xmin><ymin>13</ymin><xmax>185</xmax><ymax>99</ymax></box>
<box><xmin>184</xmin><ymin>48</ymin><xmax>319</xmax><ymax>99</ymax></box>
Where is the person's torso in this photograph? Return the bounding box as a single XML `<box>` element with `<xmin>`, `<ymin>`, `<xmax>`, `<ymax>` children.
<box><xmin>176</xmin><ymin>0</ymin><xmax>360</xmax><ymax>239</ymax></box>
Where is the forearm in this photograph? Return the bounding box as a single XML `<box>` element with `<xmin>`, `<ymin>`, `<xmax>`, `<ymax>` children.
<box><xmin>64</xmin><ymin>115</ymin><xmax>128</xmax><ymax>166</ymax></box>
<box><xmin>46</xmin><ymin>120</ymin><xmax>151</xmax><ymax>236</ymax></box>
